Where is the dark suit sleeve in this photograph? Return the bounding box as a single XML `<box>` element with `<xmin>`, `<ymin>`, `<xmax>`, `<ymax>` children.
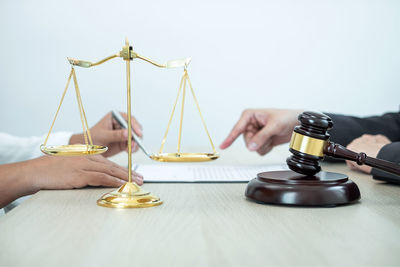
<box><xmin>324</xmin><ymin>112</ymin><xmax>400</xmax><ymax>145</ymax></box>
<box><xmin>323</xmin><ymin>112</ymin><xmax>400</xmax><ymax>183</ymax></box>
<box><xmin>371</xmin><ymin>142</ymin><xmax>400</xmax><ymax>183</ymax></box>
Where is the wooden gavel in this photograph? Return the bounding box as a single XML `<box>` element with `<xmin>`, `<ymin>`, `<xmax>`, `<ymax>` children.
<box><xmin>286</xmin><ymin>111</ymin><xmax>400</xmax><ymax>177</ymax></box>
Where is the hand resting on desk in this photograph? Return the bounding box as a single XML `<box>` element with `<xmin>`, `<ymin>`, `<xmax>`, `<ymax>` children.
<box><xmin>0</xmin><ymin>155</ymin><xmax>143</xmax><ymax>209</ymax></box>
<box><xmin>0</xmin><ymin>111</ymin><xmax>144</xmax><ymax>209</ymax></box>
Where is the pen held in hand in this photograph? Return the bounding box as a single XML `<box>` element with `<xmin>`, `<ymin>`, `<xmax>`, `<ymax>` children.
<box><xmin>111</xmin><ymin>110</ymin><xmax>151</xmax><ymax>158</ymax></box>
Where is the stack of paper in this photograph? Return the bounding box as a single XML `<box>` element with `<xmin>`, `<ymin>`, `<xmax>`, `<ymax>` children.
<box><xmin>135</xmin><ymin>164</ymin><xmax>287</xmax><ymax>183</ymax></box>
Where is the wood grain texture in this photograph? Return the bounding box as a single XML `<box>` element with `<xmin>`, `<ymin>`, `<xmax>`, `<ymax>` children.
<box><xmin>0</xmin><ymin>147</ymin><xmax>399</xmax><ymax>267</ymax></box>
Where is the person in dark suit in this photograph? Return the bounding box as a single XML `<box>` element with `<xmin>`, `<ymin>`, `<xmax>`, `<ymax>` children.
<box><xmin>220</xmin><ymin>108</ymin><xmax>400</xmax><ymax>183</ymax></box>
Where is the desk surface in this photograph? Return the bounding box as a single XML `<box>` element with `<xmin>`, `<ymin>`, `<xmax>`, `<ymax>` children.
<box><xmin>0</xmin><ymin>147</ymin><xmax>399</xmax><ymax>266</ymax></box>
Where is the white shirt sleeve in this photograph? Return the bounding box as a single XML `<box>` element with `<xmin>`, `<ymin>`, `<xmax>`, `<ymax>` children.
<box><xmin>0</xmin><ymin>132</ymin><xmax>73</xmax><ymax>164</ymax></box>
<box><xmin>0</xmin><ymin>131</ymin><xmax>73</xmax><ymax>215</ymax></box>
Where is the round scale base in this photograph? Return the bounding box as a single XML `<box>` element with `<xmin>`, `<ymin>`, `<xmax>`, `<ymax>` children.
<box><xmin>151</xmin><ymin>152</ymin><xmax>219</xmax><ymax>162</ymax></box>
<box><xmin>97</xmin><ymin>182</ymin><xmax>162</xmax><ymax>208</ymax></box>
<box><xmin>41</xmin><ymin>144</ymin><xmax>108</xmax><ymax>156</ymax></box>
<box><xmin>245</xmin><ymin>170</ymin><xmax>360</xmax><ymax>206</ymax></box>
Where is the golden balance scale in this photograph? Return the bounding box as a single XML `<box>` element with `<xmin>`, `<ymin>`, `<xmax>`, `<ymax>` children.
<box><xmin>40</xmin><ymin>39</ymin><xmax>218</xmax><ymax>208</ymax></box>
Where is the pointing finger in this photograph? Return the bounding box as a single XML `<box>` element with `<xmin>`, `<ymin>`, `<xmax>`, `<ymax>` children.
<box><xmin>220</xmin><ymin>110</ymin><xmax>253</xmax><ymax>149</ymax></box>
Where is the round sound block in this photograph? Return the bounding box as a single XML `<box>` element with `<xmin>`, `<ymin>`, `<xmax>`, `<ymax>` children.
<box><xmin>245</xmin><ymin>170</ymin><xmax>360</xmax><ymax>206</ymax></box>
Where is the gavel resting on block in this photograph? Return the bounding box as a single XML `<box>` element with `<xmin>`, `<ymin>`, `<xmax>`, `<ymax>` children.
<box><xmin>245</xmin><ymin>111</ymin><xmax>400</xmax><ymax>206</ymax></box>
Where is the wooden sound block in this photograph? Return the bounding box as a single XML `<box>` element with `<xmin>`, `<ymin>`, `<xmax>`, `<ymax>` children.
<box><xmin>245</xmin><ymin>170</ymin><xmax>360</xmax><ymax>206</ymax></box>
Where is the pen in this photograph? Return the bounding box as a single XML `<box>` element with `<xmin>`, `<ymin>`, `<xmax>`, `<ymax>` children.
<box><xmin>111</xmin><ymin>110</ymin><xmax>151</xmax><ymax>158</ymax></box>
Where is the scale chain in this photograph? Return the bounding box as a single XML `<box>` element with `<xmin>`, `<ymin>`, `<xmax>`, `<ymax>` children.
<box><xmin>72</xmin><ymin>69</ymin><xmax>93</xmax><ymax>148</ymax></box>
<box><xmin>177</xmin><ymin>71</ymin><xmax>187</xmax><ymax>153</ymax></box>
<box><xmin>185</xmin><ymin>72</ymin><xmax>216</xmax><ymax>153</ymax></box>
<box><xmin>158</xmin><ymin>69</ymin><xmax>216</xmax><ymax>154</ymax></box>
<box><xmin>158</xmin><ymin>69</ymin><xmax>186</xmax><ymax>154</ymax></box>
<box><xmin>43</xmin><ymin>69</ymin><xmax>74</xmax><ymax>146</ymax></box>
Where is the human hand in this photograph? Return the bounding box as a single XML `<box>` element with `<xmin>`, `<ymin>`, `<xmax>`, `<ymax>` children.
<box><xmin>346</xmin><ymin>134</ymin><xmax>391</xmax><ymax>174</ymax></box>
<box><xmin>69</xmin><ymin>112</ymin><xmax>143</xmax><ymax>157</ymax></box>
<box><xmin>29</xmin><ymin>155</ymin><xmax>144</xmax><ymax>190</ymax></box>
<box><xmin>220</xmin><ymin>108</ymin><xmax>303</xmax><ymax>155</ymax></box>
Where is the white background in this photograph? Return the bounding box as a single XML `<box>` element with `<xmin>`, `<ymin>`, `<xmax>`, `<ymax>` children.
<box><xmin>0</xmin><ymin>0</ymin><xmax>399</xmax><ymax>151</ymax></box>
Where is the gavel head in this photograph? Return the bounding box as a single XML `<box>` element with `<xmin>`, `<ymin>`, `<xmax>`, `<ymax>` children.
<box><xmin>286</xmin><ymin>111</ymin><xmax>333</xmax><ymax>176</ymax></box>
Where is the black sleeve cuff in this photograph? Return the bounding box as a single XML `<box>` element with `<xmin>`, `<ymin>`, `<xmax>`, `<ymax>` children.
<box><xmin>371</xmin><ymin>142</ymin><xmax>400</xmax><ymax>184</ymax></box>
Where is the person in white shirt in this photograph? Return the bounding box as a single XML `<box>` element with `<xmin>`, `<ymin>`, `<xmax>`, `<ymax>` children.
<box><xmin>0</xmin><ymin>112</ymin><xmax>143</xmax><ymax>209</ymax></box>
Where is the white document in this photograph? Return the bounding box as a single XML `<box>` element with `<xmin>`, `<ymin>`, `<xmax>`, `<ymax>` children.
<box><xmin>135</xmin><ymin>164</ymin><xmax>288</xmax><ymax>183</ymax></box>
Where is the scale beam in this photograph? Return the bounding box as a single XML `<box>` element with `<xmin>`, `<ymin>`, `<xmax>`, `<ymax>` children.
<box><xmin>67</xmin><ymin>45</ymin><xmax>190</xmax><ymax>69</ymax></box>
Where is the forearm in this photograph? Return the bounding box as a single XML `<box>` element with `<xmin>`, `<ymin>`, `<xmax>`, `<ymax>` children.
<box><xmin>0</xmin><ymin>132</ymin><xmax>73</xmax><ymax>165</ymax></box>
<box><xmin>0</xmin><ymin>161</ymin><xmax>39</xmax><ymax>208</ymax></box>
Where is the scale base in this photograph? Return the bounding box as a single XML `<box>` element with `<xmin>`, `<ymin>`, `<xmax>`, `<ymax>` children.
<box><xmin>97</xmin><ymin>182</ymin><xmax>163</xmax><ymax>208</ymax></box>
<box><xmin>245</xmin><ymin>170</ymin><xmax>360</xmax><ymax>206</ymax></box>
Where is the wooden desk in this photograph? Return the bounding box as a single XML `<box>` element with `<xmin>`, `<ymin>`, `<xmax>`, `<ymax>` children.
<box><xmin>1</xmin><ymin>147</ymin><xmax>399</xmax><ymax>266</ymax></box>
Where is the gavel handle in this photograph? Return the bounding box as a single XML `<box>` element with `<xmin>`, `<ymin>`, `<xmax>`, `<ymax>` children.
<box><xmin>324</xmin><ymin>142</ymin><xmax>400</xmax><ymax>177</ymax></box>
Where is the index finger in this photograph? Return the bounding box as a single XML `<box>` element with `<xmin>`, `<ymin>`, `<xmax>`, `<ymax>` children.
<box><xmin>220</xmin><ymin>110</ymin><xmax>253</xmax><ymax>149</ymax></box>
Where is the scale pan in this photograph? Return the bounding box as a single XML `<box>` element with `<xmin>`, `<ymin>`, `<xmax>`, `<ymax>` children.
<box><xmin>40</xmin><ymin>144</ymin><xmax>108</xmax><ymax>156</ymax></box>
<box><xmin>151</xmin><ymin>152</ymin><xmax>219</xmax><ymax>162</ymax></box>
